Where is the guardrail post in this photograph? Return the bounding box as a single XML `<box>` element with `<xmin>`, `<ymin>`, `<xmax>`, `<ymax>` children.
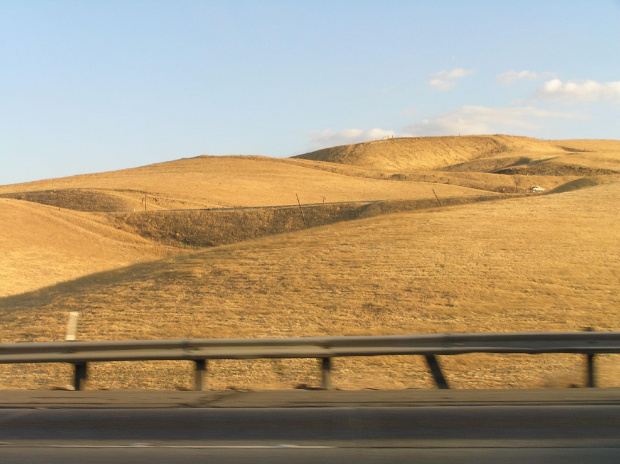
<box><xmin>584</xmin><ymin>327</ymin><xmax>596</xmax><ymax>388</ymax></box>
<box><xmin>194</xmin><ymin>359</ymin><xmax>208</xmax><ymax>391</ymax></box>
<box><xmin>320</xmin><ymin>357</ymin><xmax>332</xmax><ymax>390</ymax></box>
<box><xmin>424</xmin><ymin>355</ymin><xmax>449</xmax><ymax>389</ymax></box>
<box><xmin>73</xmin><ymin>362</ymin><xmax>88</xmax><ymax>391</ymax></box>
<box><xmin>587</xmin><ymin>354</ymin><xmax>595</xmax><ymax>388</ymax></box>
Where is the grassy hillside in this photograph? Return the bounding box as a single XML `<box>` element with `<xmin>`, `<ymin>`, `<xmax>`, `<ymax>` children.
<box><xmin>0</xmin><ymin>135</ymin><xmax>618</xmax><ymax>391</ymax></box>
<box><xmin>0</xmin><ymin>148</ymin><xmax>506</xmax><ymax>295</ymax></box>
<box><xmin>0</xmin><ymin>155</ymin><xmax>501</xmax><ymax>211</ymax></box>
<box><xmin>113</xmin><ymin>194</ymin><xmax>501</xmax><ymax>248</ymax></box>
<box><xmin>1</xmin><ymin>182</ymin><xmax>618</xmax><ymax>390</ymax></box>
<box><xmin>294</xmin><ymin>135</ymin><xmax>559</xmax><ymax>170</ymax></box>
<box><xmin>0</xmin><ymin>199</ymin><xmax>173</xmax><ymax>297</ymax></box>
<box><xmin>296</xmin><ymin>134</ymin><xmax>620</xmax><ymax>176</ymax></box>
<box><xmin>3</xmin><ymin>136</ymin><xmax>618</xmax><ymax>214</ymax></box>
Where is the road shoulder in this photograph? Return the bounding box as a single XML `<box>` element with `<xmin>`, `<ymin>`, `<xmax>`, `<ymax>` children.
<box><xmin>1</xmin><ymin>388</ymin><xmax>619</xmax><ymax>409</ymax></box>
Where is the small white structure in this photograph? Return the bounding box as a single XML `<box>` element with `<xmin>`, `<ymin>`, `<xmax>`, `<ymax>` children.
<box><xmin>529</xmin><ymin>186</ymin><xmax>545</xmax><ymax>193</ymax></box>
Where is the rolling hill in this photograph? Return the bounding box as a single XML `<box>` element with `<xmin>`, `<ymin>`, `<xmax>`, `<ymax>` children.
<box><xmin>0</xmin><ymin>155</ymin><xmax>498</xmax><ymax>210</ymax></box>
<box><xmin>295</xmin><ymin>134</ymin><xmax>539</xmax><ymax>170</ymax></box>
<box><xmin>0</xmin><ymin>198</ymin><xmax>173</xmax><ymax>297</ymax></box>
<box><xmin>3</xmin><ymin>135</ymin><xmax>619</xmax><ymax>213</ymax></box>
<box><xmin>0</xmin><ymin>135</ymin><xmax>618</xmax><ymax>390</ymax></box>
<box><xmin>295</xmin><ymin>134</ymin><xmax>620</xmax><ymax>175</ymax></box>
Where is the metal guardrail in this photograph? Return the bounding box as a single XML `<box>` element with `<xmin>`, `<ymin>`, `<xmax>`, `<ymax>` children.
<box><xmin>1</xmin><ymin>332</ymin><xmax>618</xmax><ymax>391</ymax></box>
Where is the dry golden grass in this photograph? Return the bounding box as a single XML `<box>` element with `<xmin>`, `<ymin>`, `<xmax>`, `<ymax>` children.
<box><xmin>0</xmin><ymin>147</ymin><xmax>503</xmax><ymax>296</ymax></box>
<box><xmin>0</xmin><ymin>135</ymin><xmax>618</xmax><ymax>390</ymax></box>
<box><xmin>113</xmin><ymin>194</ymin><xmax>503</xmax><ymax>248</ymax></box>
<box><xmin>550</xmin><ymin>139</ymin><xmax>620</xmax><ymax>172</ymax></box>
<box><xmin>298</xmin><ymin>135</ymin><xmax>620</xmax><ymax>177</ymax></box>
<box><xmin>4</xmin><ymin>135</ymin><xmax>617</xmax><ymax>213</ymax></box>
<box><xmin>0</xmin><ymin>199</ymin><xmax>173</xmax><ymax>297</ymax></box>
<box><xmin>295</xmin><ymin>135</ymin><xmax>562</xmax><ymax>171</ymax></box>
<box><xmin>0</xmin><ymin>182</ymin><xmax>618</xmax><ymax>390</ymax></box>
<box><xmin>0</xmin><ymin>155</ymin><xmax>490</xmax><ymax>210</ymax></box>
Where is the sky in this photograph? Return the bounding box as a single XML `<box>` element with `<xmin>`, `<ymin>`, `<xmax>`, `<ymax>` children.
<box><xmin>1</xmin><ymin>0</ymin><xmax>619</xmax><ymax>185</ymax></box>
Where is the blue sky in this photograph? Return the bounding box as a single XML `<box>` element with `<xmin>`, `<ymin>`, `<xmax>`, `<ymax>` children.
<box><xmin>1</xmin><ymin>0</ymin><xmax>619</xmax><ymax>185</ymax></box>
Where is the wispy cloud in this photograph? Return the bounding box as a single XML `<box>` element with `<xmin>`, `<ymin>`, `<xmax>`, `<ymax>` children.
<box><xmin>429</xmin><ymin>68</ymin><xmax>475</xmax><ymax>91</ymax></box>
<box><xmin>535</xmin><ymin>78</ymin><xmax>620</xmax><ymax>102</ymax></box>
<box><xmin>497</xmin><ymin>70</ymin><xmax>556</xmax><ymax>85</ymax></box>
<box><xmin>433</xmin><ymin>68</ymin><xmax>476</xmax><ymax>80</ymax></box>
<box><xmin>308</xmin><ymin>128</ymin><xmax>396</xmax><ymax>150</ymax></box>
<box><xmin>403</xmin><ymin>105</ymin><xmax>586</xmax><ymax>136</ymax></box>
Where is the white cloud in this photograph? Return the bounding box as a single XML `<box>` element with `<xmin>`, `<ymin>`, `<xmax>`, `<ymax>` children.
<box><xmin>535</xmin><ymin>78</ymin><xmax>620</xmax><ymax>102</ymax></box>
<box><xmin>429</xmin><ymin>68</ymin><xmax>475</xmax><ymax>91</ymax></box>
<box><xmin>429</xmin><ymin>78</ymin><xmax>456</xmax><ymax>91</ymax></box>
<box><xmin>432</xmin><ymin>68</ymin><xmax>475</xmax><ymax>80</ymax></box>
<box><xmin>308</xmin><ymin>128</ymin><xmax>396</xmax><ymax>150</ymax></box>
<box><xmin>403</xmin><ymin>106</ymin><xmax>586</xmax><ymax>136</ymax></box>
<box><xmin>497</xmin><ymin>70</ymin><xmax>556</xmax><ymax>85</ymax></box>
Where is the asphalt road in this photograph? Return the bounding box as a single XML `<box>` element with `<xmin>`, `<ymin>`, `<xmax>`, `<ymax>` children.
<box><xmin>1</xmin><ymin>405</ymin><xmax>620</xmax><ymax>463</ymax></box>
<box><xmin>1</xmin><ymin>446</ymin><xmax>619</xmax><ymax>464</ymax></box>
<box><xmin>1</xmin><ymin>389</ymin><xmax>619</xmax><ymax>463</ymax></box>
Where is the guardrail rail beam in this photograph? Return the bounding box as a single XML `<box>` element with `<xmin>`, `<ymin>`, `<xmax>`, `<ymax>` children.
<box><xmin>0</xmin><ymin>331</ymin><xmax>618</xmax><ymax>391</ymax></box>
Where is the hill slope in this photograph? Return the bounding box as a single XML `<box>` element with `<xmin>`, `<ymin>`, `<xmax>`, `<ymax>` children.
<box><xmin>2</xmin><ymin>136</ymin><xmax>618</xmax><ymax>215</ymax></box>
<box><xmin>1</xmin><ymin>182</ymin><xmax>618</xmax><ymax>389</ymax></box>
<box><xmin>294</xmin><ymin>135</ymin><xmax>561</xmax><ymax>170</ymax></box>
<box><xmin>0</xmin><ymin>199</ymin><xmax>172</xmax><ymax>297</ymax></box>
<box><xmin>295</xmin><ymin>135</ymin><xmax>620</xmax><ymax>177</ymax></box>
<box><xmin>0</xmin><ymin>155</ymin><xmax>495</xmax><ymax>210</ymax></box>
<box><xmin>0</xmin><ymin>136</ymin><xmax>618</xmax><ymax>390</ymax></box>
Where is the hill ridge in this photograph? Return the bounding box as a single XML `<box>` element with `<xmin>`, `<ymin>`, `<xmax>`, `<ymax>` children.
<box><xmin>293</xmin><ymin>135</ymin><xmax>567</xmax><ymax>171</ymax></box>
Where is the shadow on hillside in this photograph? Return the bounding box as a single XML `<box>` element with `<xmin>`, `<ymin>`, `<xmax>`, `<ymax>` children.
<box><xmin>2</xmin><ymin>178</ymin><xmax>611</xmax><ymax>313</ymax></box>
<box><xmin>0</xmin><ymin>189</ymin><xmax>132</xmax><ymax>212</ymax></box>
<box><xmin>0</xmin><ymin>258</ymin><xmax>180</xmax><ymax>313</ymax></box>
<box><xmin>0</xmin><ymin>196</ymin><xmax>500</xmax><ymax>312</ymax></box>
<box><xmin>549</xmin><ymin>177</ymin><xmax>602</xmax><ymax>194</ymax></box>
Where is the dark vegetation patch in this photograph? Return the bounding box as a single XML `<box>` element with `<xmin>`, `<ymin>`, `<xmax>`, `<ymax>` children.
<box><xmin>556</xmin><ymin>145</ymin><xmax>592</xmax><ymax>153</ymax></box>
<box><xmin>0</xmin><ymin>189</ymin><xmax>131</xmax><ymax>212</ymax></box>
<box><xmin>441</xmin><ymin>156</ymin><xmax>534</xmax><ymax>174</ymax></box>
<box><xmin>493</xmin><ymin>164</ymin><xmax>617</xmax><ymax>176</ymax></box>
<box><xmin>111</xmin><ymin>195</ymin><xmax>499</xmax><ymax>248</ymax></box>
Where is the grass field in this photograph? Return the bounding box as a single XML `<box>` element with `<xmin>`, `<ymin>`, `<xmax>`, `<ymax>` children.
<box><xmin>1</xmin><ymin>135</ymin><xmax>618</xmax><ymax>390</ymax></box>
<box><xmin>0</xmin><ymin>199</ymin><xmax>173</xmax><ymax>297</ymax></box>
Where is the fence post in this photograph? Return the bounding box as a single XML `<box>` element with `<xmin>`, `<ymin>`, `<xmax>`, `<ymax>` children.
<box><xmin>194</xmin><ymin>359</ymin><xmax>208</xmax><ymax>391</ymax></box>
<box><xmin>321</xmin><ymin>357</ymin><xmax>332</xmax><ymax>390</ymax></box>
<box><xmin>73</xmin><ymin>362</ymin><xmax>88</xmax><ymax>391</ymax></box>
